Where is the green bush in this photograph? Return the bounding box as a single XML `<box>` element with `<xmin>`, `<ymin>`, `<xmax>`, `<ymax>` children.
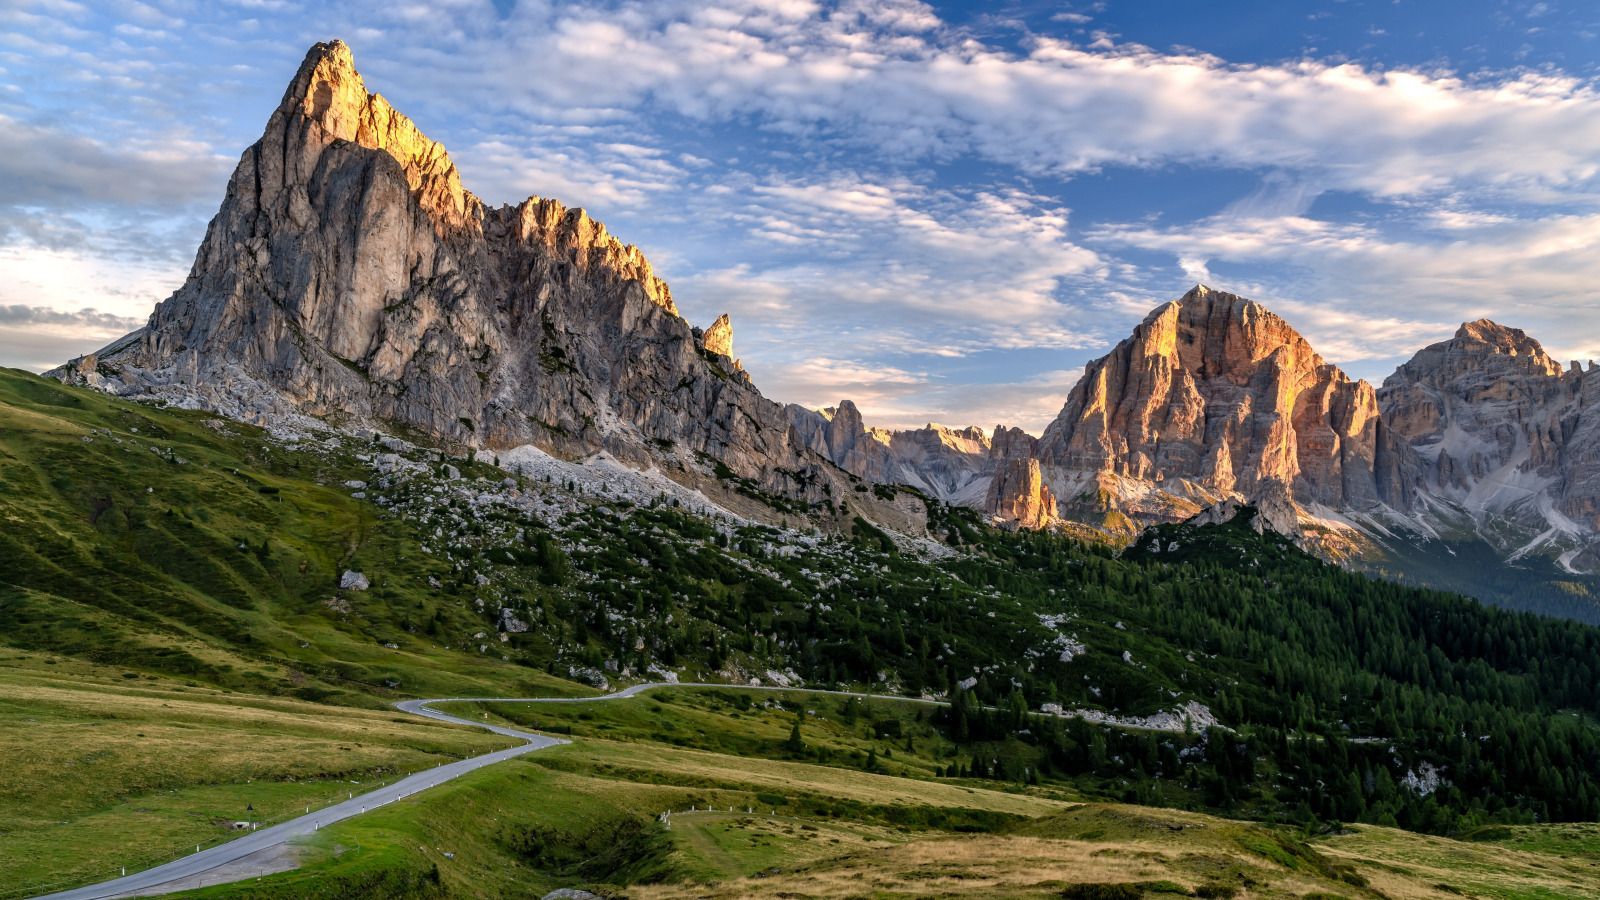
<box><xmin>1134</xmin><ymin>881</ymin><xmax>1191</xmax><ymax>895</ymax></box>
<box><xmin>1060</xmin><ymin>883</ymin><xmax>1141</xmax><ymax>900</ymax></box>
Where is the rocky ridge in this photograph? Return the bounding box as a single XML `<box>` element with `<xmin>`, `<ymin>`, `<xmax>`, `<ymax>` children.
<box><xmin>967</xmin><ymin>286</ymin><xmax>1411</xmax><ymax>543</ymax></box>
<box><xmin>970</xmin><ymin>286</ymin><xmax>1600</xmax><ymax>577</ymax></box>
<box><xmin>54</xmin><ymin>40</ymin><xmax>918</xmax><ymax>533</ymax></box>
<box><xmin>785</xmin><ymin>400</ymin><xmax>995</xmax><ymax>505</ymax></box>
<box><xmin>49</xmin><ymin>42</ymin><xmax>1600</xmax><ymax>585</ymax></box>
<box><xmin>1376</xmin><ymin>319</ymin><xmax>1600</xmax><ymax>569</ymax></box>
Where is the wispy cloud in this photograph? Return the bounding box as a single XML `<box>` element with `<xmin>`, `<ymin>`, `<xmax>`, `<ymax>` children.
<box><xmin>10</xmin><ymin>0</ymin><xmax>1600</xmax><ymax>431</ymax></box>
<box><xmin>386</xmin><ymin>0</ymin><xmax>1600</xmax><ymax>202</ymax></box>
<box><xmin>1090</xmin><ymin>211</ymin><xmax>1600</xmax><ymax>374</ymax></box>
<box><xmin>0</xmin><ymin>304</ymin><xmax>144</xmax><ymax>331</ymax></box>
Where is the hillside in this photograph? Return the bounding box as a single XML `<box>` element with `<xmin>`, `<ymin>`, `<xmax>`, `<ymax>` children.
<box><xmin>7</xmin><ymin>667</ymin><xmax>1600</xmax><ymax>900</ymax></box>
<box><xmin>6</xmin><ymin>365</ymin><xmax>1600</xmax><ymax>842</ymax></box>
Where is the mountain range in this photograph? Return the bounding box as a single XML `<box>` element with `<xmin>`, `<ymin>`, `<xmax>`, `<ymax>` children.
<box><xmin>52</xmin><ymin>40</ymin><xmax>1600</xmax><ymax>619</ymax></box>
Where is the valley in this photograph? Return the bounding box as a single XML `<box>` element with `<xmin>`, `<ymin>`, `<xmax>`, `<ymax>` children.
<box><xmin>6</xmin><ymin>34</ymin><xmax>1600</xmax><ymax>900</ymax></box>
<box><xmin>8</xmin><ymin>360</ymin><xmax>1600</xmax><ymax>898</ymax></box>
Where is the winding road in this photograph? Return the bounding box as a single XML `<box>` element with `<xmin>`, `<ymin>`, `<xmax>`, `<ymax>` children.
<box><xmin>23</xmin><ymin>682</ymin><xmax>947</xmax><ymax>900</ymax></box>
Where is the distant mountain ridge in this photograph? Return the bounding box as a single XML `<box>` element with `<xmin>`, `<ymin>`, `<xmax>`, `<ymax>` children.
<box><xmin>958</xmin><ymin>286</ymin><xmax>1600</xmax><ymax>613</ymax></box>
<box><xmin>785</xmin><ymin>400</ymin><xmax>995</xmax><ymax>506</ymax></box>
<box><xmin>1377</xmin><ymin>318</ymin><xmax>1600</xmax><ymax>570</ymax></box>
<box><xmin>790</xmin><ymin>284</ymin><xmax>1600</xmax><ymax>614</ymax></box>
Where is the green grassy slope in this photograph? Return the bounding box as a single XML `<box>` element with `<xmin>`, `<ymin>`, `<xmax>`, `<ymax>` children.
<box><xmin>7</xmin><ymin>365</ymin><xmax>1600</xmax><ymax>867</ymax></box>
<box><xmin>145</xmin><ymin>695</ymin><xmax>1600</xmax><ymax>900</ymax></box>
<box><xmin>0</xmin><ymin>659</ymin><xmax>515</xmax><ymax>899</ymax></box>
<box><xmin>0</xmin><ymin>368</ymin><xmax>588</xmax><ymax>703</ymax></box>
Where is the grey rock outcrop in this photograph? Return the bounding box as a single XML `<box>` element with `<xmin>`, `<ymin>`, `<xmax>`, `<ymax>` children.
<box><xmin>786</xmin><ymin>401</ymin><xmax>995</xmax><ymax>503</ymax></box>
<box><xmin>700</xmin><ymin>314</ymin><xmax>734</xmax><ymax>358</ymax></box>
<box><xmin>1033</xmin><ymin>286</ymin><xmax>1409</xmax><ymax>516</ymax></box>
<box><xmin>987</xmin><ymin>458</ymin><xmax>1057</xmax><ymax>529</ymax></box>
<box><xmin>960</xmin><ymin>285</ymin><xmax>1418</xmax><ymax>544</ymax></box>
<box><xmin>974</xmin><ymin>287</ymin><xmax>1600</xmax><ymax>573</ymax></box>
<box><xmin>1377</xmin><ymin>318</ymin><xmax>1600</xmax><ymax>566</ymax></box>
<box><xmin>54</xmin><ymin>40</ymin><xmax>903</xmax><ymax>524</ymax></box>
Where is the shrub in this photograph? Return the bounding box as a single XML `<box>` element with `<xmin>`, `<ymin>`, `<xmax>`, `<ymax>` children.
<box><xmin>1060</xmin><ymin>883</ymin><xmax>1140</xmax><ymax>900</ymax></box>
<box><xmin>1134</xmin><ymin>881</ymin><xmax>1191</xmax><ymax>895</ymax></box>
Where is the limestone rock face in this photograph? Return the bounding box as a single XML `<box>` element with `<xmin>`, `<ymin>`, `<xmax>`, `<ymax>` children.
<box><xmin>59</xmin><ymin>40</ymin><xmax>871</xmax><ymax>512</ymax></box>
<box><xmin>787</xmin><ymin>400</ymin><xmax>894</xmax><ymax>482</ymax></box>
<box><xmin>1021</xmin><ymin>285</ymin><xmax>1411</xmax><ymax>534</ymax></box>
<box><xmin>1183</xmin><ymin>482</ymin><xmax>1303</xmax><ymax>539</ymax></box>
<box><xmin>786</xmin><ymin>402</ymin><xmax>995</xmax><ymax>503</ymax></box>
<box><xmin>987</xmin><ymin>458</ymin><xmax>1057</xmax><ymax>529</ymax></box>
<box><xmin>700</xmin><ymin>314</ymin><xmax>733</xmax><ymax>358</ymax></box>
<box><xmin>1377</xmin><ymin>319</ymin><xmax>1600</xmax><ymax>555</ymax></box>
<box><xmin>1380</xmin><ymin>319</ymin><xmax>1569</xmax><ymax>497</ymax></box>
<box><xmin>989</xmin><ymin>425</ymin><xmax>1038</xmax><ymax>461</ymax></box>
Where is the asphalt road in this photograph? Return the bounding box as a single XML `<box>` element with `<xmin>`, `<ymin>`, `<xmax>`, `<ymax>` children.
<box><xmin>26</xmin><ymin>701</ymin><xmax>565</xmax><ymax>900</ymax></box>
<box><xmin>22</xmin><ymin>681</ymin><xmax>1016</xmax><ymax>900</ymax></box>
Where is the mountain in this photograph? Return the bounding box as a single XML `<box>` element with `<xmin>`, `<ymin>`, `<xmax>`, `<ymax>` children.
<box><xmin>964</xmin><ymin>285</ymin><xmax>1600</xmax><ymax>619</ymax></box>
<box><xmin>983</xmin><ymin>286</ymin><xmax>1413</xmax><ymax>542</ymax></box>
<box><xmin>1378</xmin><ymin>320</ymin><xmax>1600</xmax><ymax>568</ymax></box>
<box><xmin>42</xmin><ymin>41</ymin><xmax>1600</xmax><ymax>616</ymax></box>
<box><xmin>8</xmin><ymin>362</ymin><xmax>1600</xmax><ymax>847</ymax></box>
<box><xmin>50</xmin><ymin>40</ymin><xmax>916</xmax><ymax>531</ymax></box>
<box><xmin>785</xmin><ymin>400</ymin><xmax>994</xmax><ymax>504</ymax></box>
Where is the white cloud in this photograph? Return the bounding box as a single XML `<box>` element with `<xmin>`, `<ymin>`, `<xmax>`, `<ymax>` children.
<box><xmin>700</xmin><ymin>174</ymin><xmax>1104</xmax><ymax>332</ymax></box>
<box><xmin>1090</xmin><ymin>211</ymin><xmax>1600</xmax><ymax>375</ymax></box>
<box><xmin>0</xmin><ymin>114</ymin><xmax>228</xmax><ymax>210</ymax></box>
<box><xmin>758</xmin><ymin>354</ymin><xmax>1081</xmax><ymax>434</ymax></box>
<box><xmin>0</xmin><ymin>245</ymin><xmax>182</xmax><ymax>322</ymax></box>
<box><xmin>0</xmin><ymin>298</ymin><xmax>148</xmax><ymax>373</ymax></box>
<box><xmin>17</xmin><ymin>0</ymin><xmax>1600</xmax><ymax>426</ymax></box>
<box><xmin>384</xmin><ymin>0</ymin><xmax>1600</xmax><ymax>203</ymax></box>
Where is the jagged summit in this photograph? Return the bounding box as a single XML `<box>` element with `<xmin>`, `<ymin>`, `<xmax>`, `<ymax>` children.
<box><xmin>275</xmin><ymin>40</ymin><xmax>478</xmax><ymax>230</ymax></box>
<box><xmin>52</xmin><ymin>40</ymin><xmax>1600</xmax><ymax>589</ymax></box>
<box><xmin>1378</xmin><ymin>313</ymin><xmax>1600</xmax><ymax>548</ymax></box>
<box><xmin>1028</xmin><ymin>284</ymin><xmax>1403</xmax><ymax>521</ymax></box>
<box><xmin>1456</xmin><ymin>318</ymin><xmax>1554</xmax><ymax>358</ymax></box>
<box><xmin>1384</xmin><ymin>317</ymin><xmax>1565</xmax><ymax>390</ymax></box>
<box><xmin>786</xmin><ymin>400</ymin><xmax>999</xmax><ymax>505</ymax></box>
<box><xmin>52</xmin><ymin>40</ymin><xmax>932</xmax><ymax>531</ymax></box>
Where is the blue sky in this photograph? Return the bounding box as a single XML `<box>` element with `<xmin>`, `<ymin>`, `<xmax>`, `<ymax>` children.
<box><xmin>6</xmin><ymin>1</ymin><xmax>1600</xmax><ymax>432</ymax></box>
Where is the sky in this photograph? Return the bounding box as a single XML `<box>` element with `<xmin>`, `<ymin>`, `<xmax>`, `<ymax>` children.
<box><xmin>6</xmin><ymin>1</ymin><xmax>1600</xmax><ymax>434</ymax></box>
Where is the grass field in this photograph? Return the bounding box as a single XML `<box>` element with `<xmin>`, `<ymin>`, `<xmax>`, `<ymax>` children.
<box><xmin>16</xmin><ymin>687</ymin><xmax>1563</xmax><ymax>900</ymax></box>
<box><xmin>445</xmin><ymin>686</ymin><xmax>1006</xmax><ymax>783</ymax></box>
<box><xmin>139</xmin><ymin>729</ymin><xmax>1600</xmax><ymax>900</ymax></box>
<box><xmin>5</xmin><ymin>371</ymin><xmax>1600</xmax><ymax>899</ymax></box>
<box><xmin>0</xmin><ymin>658</ymin><xmax>518</xmax><ymax>899</ymax></box>
<box><xmin>0</xmin><ymin>367</ymin><xmax>599</xmax><ymax>709</ymax></box>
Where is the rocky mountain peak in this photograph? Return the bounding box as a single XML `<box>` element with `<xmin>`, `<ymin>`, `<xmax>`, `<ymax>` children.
<box><xmin>1028</xmin><ymin>285</ymin><xmax>1398</xmax><ymax>522</ymax></box>
<box><xmin>1148</xmin><ymin>284</ymin><xmax>1329</xmax><ymax>379</ymax></box>
<box><xmin>1457</xmin><ymin>317</ymin><xmax>1552</xmax><ymax>356</ymax></box>
<box><xmin>53</xmin><ymin>40</ymin><xmax>943</xmax><ymax>533</ymax></box>
<box><xmin>699</xmin><ymin>314</ymin><xmax>733</xmax><ymax>357</ymax></box>
<box><xmin>987</xmin><ymin>458</ymin><xmax>1057</xmax><ymax>529</ymax></box>
<box><xmin>279</xmin><ymin>40</ymin><xmax>476</xmax><ymax>229</ymax></box>
<box><xmin>1384</xmin><ymin>318</ymin><xmax>1564</xmax><ymax>387</ymax></box>
<box><xmin>921</xmin><ymin>424</ymin><xmax>990</xmax><ymax>455</ymax></box>
<box><xmin>786</xmin><ymin>400</ymin><xmax>1001</xmax><ymax>504</ymax></box>
<box><xmin>1377</xmin><ymin>314</ymin><xmax>1600</xmax><ymax>539</ymax></box>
